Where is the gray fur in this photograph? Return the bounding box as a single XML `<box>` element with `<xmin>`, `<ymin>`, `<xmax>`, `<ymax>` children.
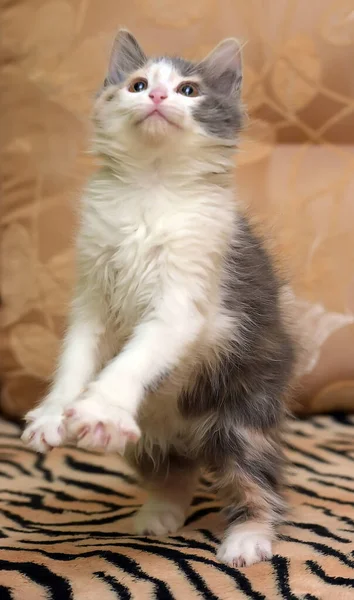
<box><xmin>161</xmin><ymin>56</ymin><xmax>197</xmax><ymax>78</ymax></box>
<box><xmin>156</xmin><ymin>56</ymin><xmax>244</xmax><ymax>138</ymax></box>
<box><xmin>135</xmin><ymin>215</ymin><xmax>295</xmax><ymax>529</ymax></box>
<box><xmin>192</xmin><ymin>92</ymin><xmax>243</xmax><ymax>139</ymax></box>
<box><xmin>193</xmin><ymin>43</ymin><xmax>244</xmax><ymax>138</ymax></box>
<box><xmin>106</xmin><ymin>30</ymin><xmax>147</xmax><ymax>84</ymax></box>
<box><xmin>179</xmin><ymin>215</ymin><xmax>294</xmax><ymax>431</ymax></box>
<box><xmin>177</xmin><ymin>215</ymin><xmax>294</xmax><ymax>525</ymax></box>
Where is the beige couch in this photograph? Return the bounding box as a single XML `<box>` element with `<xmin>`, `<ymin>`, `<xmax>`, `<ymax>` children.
<box><xmin>1</xmin><ymin>2</ymin><xmax>354</xmax><ymax>598</ymax></box>
<box><xmin>1</xmin><ymin>0</ymin><xmax>354</xmax><ymax>419</ymax></box>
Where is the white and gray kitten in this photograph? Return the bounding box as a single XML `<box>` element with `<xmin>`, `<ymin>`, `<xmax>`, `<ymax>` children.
<box><xmin>22</xmin><ymin>30</ymin><xmax>295</xmax><ymax>567</ymax></box>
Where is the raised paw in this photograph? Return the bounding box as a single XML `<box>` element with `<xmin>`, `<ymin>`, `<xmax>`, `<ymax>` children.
<box><xmin>134</xmin><ymin>500</ymin><xmax>185</xmax><ymax>536</ymax></box>
<box><xmin>217</xmin><ymin>523</ymin><xmax>273</xmax><ymax>567</ymax></box>
<box><xmin>63</xmin><ymin>390</ymin><xmax>141</xmax><ymax>453</ymax></box>
<box><xmin>22</xmin><ymin>405</ymin><xmax>66</xmax><ymax>452</ymax></box>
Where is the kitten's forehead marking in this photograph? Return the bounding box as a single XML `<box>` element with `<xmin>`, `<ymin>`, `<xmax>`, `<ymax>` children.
<box><xmin>143</xmin><ymin>59</ymin><xmax>199</xmax><ymax>87</ymax></box>
<box><xmin>147</xmin><ymin>60</ymin><xmax>183</xmax><ymax>86</ymax></box>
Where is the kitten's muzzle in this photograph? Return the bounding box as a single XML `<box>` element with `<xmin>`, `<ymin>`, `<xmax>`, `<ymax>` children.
<box><xmin>137</xmin><ymin>108</ymin><xmax>182</xmax><ymax>130</ymax></box>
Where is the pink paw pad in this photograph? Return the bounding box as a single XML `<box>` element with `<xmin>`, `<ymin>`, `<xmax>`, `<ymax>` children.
<box><xmin>121</xmin><ymin>428</ymin><xmax>140</xmax><ymax>442</ymax></box>
<box><xmin>64</xmin><ymin>409</ymin><xmax>76</xmax><ymax>418</ymax></box>
<box><xmin>77</xmin><ymin>425</ymin><xmax>90</xmax><ymax>440</ymax></box>
<box><xmin>93</xmin><ymin>423</ymin><xmax>111</xmax><ymax>446</ymax></box>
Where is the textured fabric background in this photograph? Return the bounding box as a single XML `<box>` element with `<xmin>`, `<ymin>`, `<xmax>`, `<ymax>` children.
<box><xmin>1</xmin><ymin>0</ymin><xmax>354</xmax><ymax>417</ymax></box>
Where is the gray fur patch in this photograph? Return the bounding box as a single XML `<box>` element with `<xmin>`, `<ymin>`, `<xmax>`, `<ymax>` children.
<box><xmin>192</xmin><ymin>93</ymin><xmax>243</xmax><ymax>139</ymax></box>
<box><xmin>164</xmin><ymin>56</ymin><xmax>244</xmax><ymax>139</ymax></box>
<box><xmin>158</xmin><ymin>56</ymin><xmax>197</xmax><ymax>78</ymax></box>
<box><xmin>177</xmin><ymin>215</ymin><xmax>295</xmax><ymax>523</ymax></box>
<box><xmin>179</xmin><ymin>215</ymin><xmax>295</xmax><ymax>430</ymax></box>
<box><xmin>106</xmin><ymin>30</ymin><xmax>147</xmax><ymax>85</ymax></box>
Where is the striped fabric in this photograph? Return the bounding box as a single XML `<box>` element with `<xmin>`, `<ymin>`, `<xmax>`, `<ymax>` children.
<box><xmin>1</xmin><ymin>415</ymin><xmax>354</xmax><ymax>599</ymax></box>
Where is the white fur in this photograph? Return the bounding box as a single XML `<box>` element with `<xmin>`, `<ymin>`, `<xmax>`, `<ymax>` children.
<box><xmin>217</xmin><ymin>522</ymin><xmax>273</xmax><ymax>567</ymax></box>
<box><xmin>22</xmin><ymin>306</ymin><xmax>104</xmax><ymax>450</ymax></box>
<box><xmin>22</xmin><ymin>59</ymin><xmax>237</xmax><ymax>454</ymax></box>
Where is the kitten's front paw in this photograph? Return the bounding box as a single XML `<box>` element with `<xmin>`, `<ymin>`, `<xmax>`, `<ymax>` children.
<box><xmin>134</xmin><ymin>500</ymin><xmax>185</xmax><ymax>536</ymax></box>
<box><xmin>64</xmin><ymin>389</ymin><xmax>141</xmax><ymax>453</ymax></box>
<box><xmin>217</xmin><ymin>523</ymin><xmax>273</xmax><ymax>567</ymax></box>
<box><xmin>22</xmin><ymin>405</ymin><xmax>66</xmax><ymax>452</ymax></box>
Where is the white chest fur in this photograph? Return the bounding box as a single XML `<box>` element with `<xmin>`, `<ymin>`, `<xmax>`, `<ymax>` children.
<box><xmin>77</xmin><ymin>171</ymin><xmax>235</xmax><ymax>331</ymax></box>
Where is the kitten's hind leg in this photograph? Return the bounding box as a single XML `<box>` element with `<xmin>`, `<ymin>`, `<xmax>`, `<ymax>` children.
<box><xmin>215</xmin><ymin>428</ymin><xmax>286</xmax><ymax>567</ymax></box>
<box><xmin>128</xmin><ymin>447</ymin><xmax>199</xmax><ymax>536</ymax></box>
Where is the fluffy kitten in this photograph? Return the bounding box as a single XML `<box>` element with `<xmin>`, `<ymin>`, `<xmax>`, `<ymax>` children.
<box><xmin>22</xmin><ymin>30</ymin><xmax>295</xmax><ymax>567</ymax></box>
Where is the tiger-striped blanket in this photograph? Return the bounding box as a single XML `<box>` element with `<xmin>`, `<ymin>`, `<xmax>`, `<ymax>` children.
<box><xmin>1</xmin><ymin>414</ymin><xmax>354</xmax><ymax>599</ymax></box>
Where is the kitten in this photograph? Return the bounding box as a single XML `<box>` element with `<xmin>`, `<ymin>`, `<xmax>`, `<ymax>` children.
<box><xmin>22</xmin><ymin>30</ymin><xmax>295</xmax><ymax>567</ymax></box>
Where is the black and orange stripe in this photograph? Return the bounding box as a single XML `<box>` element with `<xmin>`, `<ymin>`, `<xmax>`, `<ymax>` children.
<box><xmin>0</xmin><ymin>415</ymin><xmax>354</xmax><ymax>599</ymax></box>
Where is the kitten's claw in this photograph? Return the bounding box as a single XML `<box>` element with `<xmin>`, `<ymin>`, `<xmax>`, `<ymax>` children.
<box><xmin>64</xmin><ymin>391</ymin><xmax>140</xmax><ymax>453</ymax></box>
<box><xmin>22</xmin><ymin>405</ymin><xmax>66</xmax><ymax>452</ymax></box>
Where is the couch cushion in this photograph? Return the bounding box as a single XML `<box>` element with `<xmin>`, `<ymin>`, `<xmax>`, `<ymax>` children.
<box><xmin>0</xmin><ymin>414</ymin><xmax>354</xmax><ymax>598</ymax></box>
<box><xmin>1</xmin><ymin>0</ymin><xmax>354</xmax><ymax>417</ymax></box>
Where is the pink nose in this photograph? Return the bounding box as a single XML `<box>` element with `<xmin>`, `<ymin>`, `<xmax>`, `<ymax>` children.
<box><xmin>149</xmin><ymin>87</ymin><xmax>168</xmax><ymax>104</ymax></box>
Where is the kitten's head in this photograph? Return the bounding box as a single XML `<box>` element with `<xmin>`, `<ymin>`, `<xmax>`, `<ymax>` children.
<box><xmin>93</xmin><ymin>30</ymin><xmax>243</xmax><ymax>156</ymax></box>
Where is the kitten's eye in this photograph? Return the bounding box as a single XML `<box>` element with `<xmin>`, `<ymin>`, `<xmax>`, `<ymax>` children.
<box><xmin>128</xmin><ymin>78</ymin><xmax>148</xmax><ymax>93</ymax></box>
<box><xmin>177</xmin><ymin>82</ymin><xmax>200</xmax><ymax>97</ymax></box>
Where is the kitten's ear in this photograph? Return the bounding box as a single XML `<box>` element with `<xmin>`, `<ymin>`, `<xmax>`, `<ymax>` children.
<box><xmin>106</xmin><ymin>29</ymin><xmax>147</xmax><ymax>84</ymax></box>
<box><xmin>199</xmin><ymin>38</ymin><xmax>243</xmax><ymax>96</ymax></box>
